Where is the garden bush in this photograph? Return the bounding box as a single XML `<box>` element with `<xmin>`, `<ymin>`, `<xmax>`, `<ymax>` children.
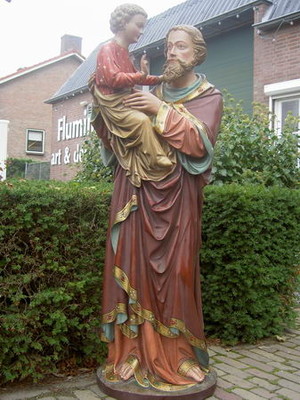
<box><xmin>0</xmin><ymin>180</ymin><xmax>112</xmax><ymax>384</ymax></box>
<box><xmin>73</xmin><ymin>93</ymin><xmax>300</xmax><ymax>188</ymax></box>
<box><xmin>212</xmin><ymin>93</ymin><xmax>300</xmax><ymax>188</ymax></box>
<box><xmin>75</xmin><ymin>130</ymin><xmax>113</xmax><ymax>183</ymax></box>
<box><xmin>201</xmin><ymin>184</ymin><xmax>300</xmax><ymax>345</ymax></box>
<box><xmin>0</xmin><ymin>180</ymin><xmax>299</xmax><ymax>383</ymax></box>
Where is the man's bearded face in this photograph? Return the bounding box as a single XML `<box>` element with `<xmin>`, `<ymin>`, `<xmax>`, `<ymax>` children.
<box><xmin>162</xmin><ymin>58</ymin><xmax>195</xmax><ymax>83</ymax></box>
<box><xmin>162</xmin><ymin>30</ymin><xmax>196</xmax><ymax>83</ymax></box>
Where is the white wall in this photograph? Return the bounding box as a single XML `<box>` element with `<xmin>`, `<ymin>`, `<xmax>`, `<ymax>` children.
<box><xmin>0</xmin><ymin>120</ymin><xmax>9</xmax><ymax>180</ymax></box>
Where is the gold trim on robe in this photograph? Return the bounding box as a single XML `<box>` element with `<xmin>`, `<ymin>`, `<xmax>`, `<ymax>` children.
<box><xmin>153</xmin><ymin>97</ymin><xmax>210</xmax><ymax>141</ymax></box>
<box><xmin>178</xmin><ymin>358</ymin><xmax>209</xmax><ymax>376</ymax></box>
<box><xmin>113</xmin><ymin>195</ymin><xmax>138</xmax><ymax>226</ymax></box>
<box><xmin>104</xmin><ymin>357</ymin><xmax>198</xmax><ymax>391</ymax></box>
<box><xmin>154</xmin><ymin>78</ymin><xmax>213</xmax><ymax>104</ymax></box>
<box><xmin>147</xmin><ymin>372</ymin><xmax>196</xmax><ymax>391</ymax></box>
<box><xmin>102</xmin><ymin>265</ymin><xmax>207</xmax><ymax>351</ymax></box>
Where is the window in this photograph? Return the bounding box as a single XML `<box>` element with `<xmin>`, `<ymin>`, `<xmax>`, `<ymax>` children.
<box><xmin>85</xmin><ymin>103</ymin><xmax>93</xmax><ymax>118</ymax></box>
<box><xmin>264</xmin><ymin>79</ymin><xmax>300</xmax><ymax>167</ymax></box>
<box><xmin>273</xmin><ymin>96</ymin><xmax>300</xmax><ymax>134</ymax></box>
<box><xmin>26</xmin><ymin>129</ymin><xmax>45</xmax><ymax>154</ymax></box>
<box><xmin>264</xmin><ymin>79</ymin><xmax>300</xmax><ymax>133</ymax></box>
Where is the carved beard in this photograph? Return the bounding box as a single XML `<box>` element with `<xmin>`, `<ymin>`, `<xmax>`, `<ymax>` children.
<box><xmin>162</xmin><ymin>59</ymin><xmax>195</xmax><ymax>83</ymax></box>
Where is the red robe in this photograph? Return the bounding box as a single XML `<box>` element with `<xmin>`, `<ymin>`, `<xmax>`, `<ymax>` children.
<box><xmin>95</xmin><ymin>78</ymin><xmax>223</xmax><ymax>390</ymax></box>
<box><xmin>95</xmin><ymin>40</ymin><xmax>160</xmax><ymax>95</ymax></box>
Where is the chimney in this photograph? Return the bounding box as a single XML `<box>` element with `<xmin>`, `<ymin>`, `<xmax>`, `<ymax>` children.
<box><xmin>60</xmin><ymin>34</ymin><xmax>82</xmax><ymax>54</ymax></box>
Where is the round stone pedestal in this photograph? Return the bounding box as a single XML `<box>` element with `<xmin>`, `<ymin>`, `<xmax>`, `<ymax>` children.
<box><xmin>96</xmin><ymin>367</ymin><xmax>217</xmax><ymax>400</ymax></box>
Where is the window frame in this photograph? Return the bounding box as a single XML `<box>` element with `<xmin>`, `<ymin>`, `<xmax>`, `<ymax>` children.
<box><xmin>264</xmin><ymin>78</ymin><xmax>300</xmax><ymax>134</ymax></box>
<box><xmin>264</xmin><ymin>79</ymin><xmax>300</xmax><ymax>168</ymax></box>
<box><xmin>273</xmin><ymin>95</ymin><xmax>300</xmax><ymax>135</ymax></box>
<box><xmin>26</xmin><ymin>128</ymin><xmax>45</xmax><ymax>155</ymax></box>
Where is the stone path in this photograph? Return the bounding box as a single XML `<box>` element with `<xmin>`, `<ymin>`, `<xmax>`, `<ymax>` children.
<box><xmin>1</xmin><ymin>308</ymin><xmax>299</xmax><ymax>400</ymax></box>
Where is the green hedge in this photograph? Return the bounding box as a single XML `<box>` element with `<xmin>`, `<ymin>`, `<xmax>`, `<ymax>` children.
<box><xmin>0</xmin><ymin>181</ymin><xmax>299</xmax><ymax>383</ymax></box>
<box><xmin>201</xmin><ymin>184</ymin><xmax>300</xmax><ymax>344</ymax></box>
<box><xmin>0</xmin><ymin>180</ymin><xmax>111</xmax><ymax>384</ymax></box>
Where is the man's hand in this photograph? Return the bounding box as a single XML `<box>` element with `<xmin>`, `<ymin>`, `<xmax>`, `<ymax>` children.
<box><xmin>123</xmin><ymin>90</ymin><xmax>162</xmax><ymax>115</ymax></box>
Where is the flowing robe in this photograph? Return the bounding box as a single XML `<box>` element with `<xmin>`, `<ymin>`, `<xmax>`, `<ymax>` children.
<box><xmin>93</xmin><ymin>77</ymin><xmax>223</xmax><ymax>391</ymax></box>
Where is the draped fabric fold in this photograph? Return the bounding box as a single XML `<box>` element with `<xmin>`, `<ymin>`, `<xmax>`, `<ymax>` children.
<box><xmin>91</xmin><ymin>86</ymin><xmax>176</xmax><ymax>187</ymax></box>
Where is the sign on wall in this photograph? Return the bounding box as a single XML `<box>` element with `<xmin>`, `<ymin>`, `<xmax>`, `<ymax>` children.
<box><xmin>51</xmin><ymin>115</ymin><xmax>91</xmax><ymax>166</ymax></box>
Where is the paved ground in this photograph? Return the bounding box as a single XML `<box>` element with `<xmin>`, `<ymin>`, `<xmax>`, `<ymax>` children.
<box><xmin>1</xmin><ymin>308</ymin><xmax>299</xmax><ymax>400</ymax></box>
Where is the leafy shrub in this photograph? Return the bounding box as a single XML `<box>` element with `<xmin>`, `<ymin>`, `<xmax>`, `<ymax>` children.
<box><xmin>0</xmin><ymin>181</ymin><xmax>299</xmax><ymax>383</ymax></box>
<box><xmin>201</xmin><ymin>184</ymin><xmax>300</xmax><ymax>344</ymax></box>
<box><xmin>74</xmin><ymin>93</ymin><xmax>300</xmax><ymax>187</ymax></box>
<box><xmin>75</xmin><ymin>130</ymin><xmax>113</xmax><ymax>183</ymax></box>
<box><xmin>212</xmin><ymin>92</ymin><xmax>300</xmax><ymax>187</ymax></box>
<box><xmin>0</xmin><ymin>180</ymin><xmax>112</xmax><ymax>384</ymax></box>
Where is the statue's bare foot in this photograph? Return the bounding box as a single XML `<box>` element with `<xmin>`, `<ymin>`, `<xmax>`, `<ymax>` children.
<box><xmin>186</xmin><ymin>366</ymin><xmax>205</xmax><ymax>383</ymax></box>
<box><xmin>117</xmin><ymin>362</ymin><xmax>135</xmax><ymax>381</ymax></box>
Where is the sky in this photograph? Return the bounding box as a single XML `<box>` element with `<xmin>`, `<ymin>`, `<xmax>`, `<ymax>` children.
<box><xmin>0</xmin><ymin>0</ymin><xmax>184</xmax><ymax>78</ymax></box>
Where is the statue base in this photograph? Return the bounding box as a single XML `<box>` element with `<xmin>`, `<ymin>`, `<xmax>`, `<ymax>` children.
<box><xmin>96</xmin><ymin>367</ymin><xmax>217</xmax><ymax>400</ymax></box>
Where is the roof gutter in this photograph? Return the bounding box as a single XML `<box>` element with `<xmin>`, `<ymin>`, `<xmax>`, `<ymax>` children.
<box><xmin>45</xmin><ymin>85</ymin><xmax>89</xmax><ymax>104</ymax></box>
<box><xmin>253</xmin><ymin>10</ymin><xmax>300</xmax><ymax>28</ymax></box>
<box><xmin>194</xmin><ymin>0</ymin><xmax>272</xmax><ymax>29</ymax></box>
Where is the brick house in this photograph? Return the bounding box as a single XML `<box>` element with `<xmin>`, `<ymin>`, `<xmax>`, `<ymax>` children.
<box><xmin>0</xmin><ymin>35</ymin><xmax>84</xmax><ymax>179</ymax></box>
<box><xmin>46</xmin><ymin>43</ymin><xmax>100</xmax><ymax>181</ymax></box>
<box><xmin>253</xmin><ymin>3</ymin><xmax>300</xmax><ymax>132</ymax></box>
<box><xmin>44</xmin><ymin>0</ymin><xmax>300</xmax><ymax>180</ymax></box>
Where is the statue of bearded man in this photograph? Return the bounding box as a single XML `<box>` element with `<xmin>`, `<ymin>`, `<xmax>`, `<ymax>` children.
<box><xmin>92</xmin><ymin>23</ymin><xmax>223</xmax><ymax>392</ymax></box>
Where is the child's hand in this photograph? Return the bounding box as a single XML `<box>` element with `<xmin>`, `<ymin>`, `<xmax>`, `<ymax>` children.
<box><xmin>140</xmin><ymin>54</ymin><xmax>149</xmax><ymax>76</ymax></box>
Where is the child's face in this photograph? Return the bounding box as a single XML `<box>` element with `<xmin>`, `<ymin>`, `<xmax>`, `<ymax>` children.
<box><xmin>124</xmin><ymin>14</ymin><xmax>147</xmax><ymax>44</ymax></box>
